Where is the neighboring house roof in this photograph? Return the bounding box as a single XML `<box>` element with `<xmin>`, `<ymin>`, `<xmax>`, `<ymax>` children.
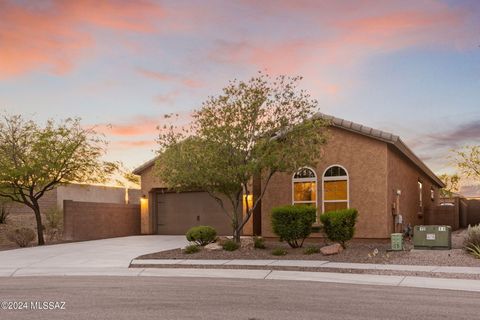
<box><xmin>133</xmin><ymin>112</ymin><xmax>445</xmax><ymax>188</ymax></box>
<box><xmin>132</xmin><ymin>156</ymin><xmax>158</xmax><ymax>175</ymax></box>
<box><xmin>314</xmin><ymin>112</ymin><xmax>445</xmax><ymax>187</ymax></box>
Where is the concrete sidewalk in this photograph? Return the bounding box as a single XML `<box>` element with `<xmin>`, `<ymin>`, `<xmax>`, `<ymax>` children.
<box><xmin>2</xmin><ymin>266</ymin><xmax>480</xmax><ymax>293</ymax></box>
<box><xmin>131</xmin><ymin>258</ymin><xmax>480</xmax><ymax>275</ymax></box>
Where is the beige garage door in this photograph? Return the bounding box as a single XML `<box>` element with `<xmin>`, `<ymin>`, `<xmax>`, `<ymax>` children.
<box><xmin>155</xmin><ymin>191</ymin><xmax>232</xmax><ymax>235</ymax></box>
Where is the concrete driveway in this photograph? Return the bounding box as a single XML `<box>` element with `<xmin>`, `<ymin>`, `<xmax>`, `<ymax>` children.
<box><xmin>0</xmin><ymin>235</ymin><xmax>186</xmax><ymax>275</ymax></box>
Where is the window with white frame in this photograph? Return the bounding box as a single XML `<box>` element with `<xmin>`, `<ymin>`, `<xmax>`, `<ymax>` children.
<box><xmin>292</xmin><ymin>167</ymin><xmax>317</xmax><ymax>206</ymax></box>
<box><xmin>322</xmin><ymin>165</ymin><xmax>349</xmax><ymax>213</ymax></box>
<box><xmin>418</xmin><ymin>180</ymin><xmax>423</xmax><ymax>210</ymax></box>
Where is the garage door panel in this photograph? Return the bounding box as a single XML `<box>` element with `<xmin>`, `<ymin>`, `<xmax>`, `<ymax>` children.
<box><xmin>155</xmin><ymin>192</ymin><xmax>231</xmax><ymax>235</ymax></box>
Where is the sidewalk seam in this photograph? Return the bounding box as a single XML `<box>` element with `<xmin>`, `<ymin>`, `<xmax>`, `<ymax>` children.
<box><xmin>10</xmin><ymin>268</ymin><xmax>20</xmax><ymax>277</ymax></box>
<box><xmin>263</xmin><ymin>270</ymin><xmax>273</xmax><ymax>279</ymax></box>
<box><xmin>397</xmin><ymin>276</ymin><xmax>407</xmax><ymax>286</ymax></box>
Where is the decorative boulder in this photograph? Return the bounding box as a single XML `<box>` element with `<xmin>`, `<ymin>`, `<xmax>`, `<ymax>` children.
<box><xmin>204</xmin><ymin>242</ymin><xmax>223</xmax><ymax>251</ymax></box>
<box><xmin>320</xmin><ymin>243</ymin><xmax>343</xmax><ymax>256</ymax></box>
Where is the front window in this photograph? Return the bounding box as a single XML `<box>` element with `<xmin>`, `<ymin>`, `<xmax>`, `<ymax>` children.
<box><xmin>323</xmin><ymin>165</ymin><xmax>349</xmax><ymax>212</ymax></box>
<box><xmin>418</xmin><ymin>181</ymin><xmax>423</xmax><ymax>210</ymax></box>
<box><xmin>292</xmin><ymin>167</ymin><xmax>317</xmax><ymax>206</ymax></box>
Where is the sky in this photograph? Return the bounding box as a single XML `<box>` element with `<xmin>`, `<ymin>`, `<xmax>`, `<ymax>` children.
<box><xmin>0</xmin><ymin>0</ymin><xmax>479</xmax><ymax>191</ymax></box>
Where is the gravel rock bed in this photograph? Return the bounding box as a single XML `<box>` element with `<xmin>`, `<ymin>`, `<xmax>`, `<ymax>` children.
<box><xmin>138</xmin><ymin>233</ymin><xmax>480</xmax><ymax>267</ymax></box>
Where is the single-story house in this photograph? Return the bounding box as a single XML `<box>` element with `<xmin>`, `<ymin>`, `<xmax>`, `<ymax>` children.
<box><xmin>133</xmin><ymin>113</ymin><xmax>446</xmax><ymax>239</ymax></box>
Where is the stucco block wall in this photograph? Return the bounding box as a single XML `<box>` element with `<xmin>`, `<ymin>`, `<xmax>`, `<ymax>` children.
<box><xmin>261</xmin><ymin>127</ymin><xmax>389</xmax><ymax>239</ymax></box>
<box><xmin>57</xmin><ymin>184</ymin><xmax>141</xmax><ymax>209</ymax></box>
<box><xmin>5</xmin><ymin>189</ymin><xmax>57</xmax><ymax>216</ymax></box>
<box><xmin>140</xmin><ymin>165</ymin><xmax>165</xmax><ymax>196</ymax></box>
<box><xmin>63</xmin><ymin>200</ymin><xmax>140</xmax><ymax>241</ymax></box>
<box><xmin>467</xmin><ymin>198</ymin><xmax>480</xmax><ymax>226</ymax></box>
<box><xmin>387</xmin><ymin>146</ymin><xmax>439</xmax><ymax>232</ymax></box>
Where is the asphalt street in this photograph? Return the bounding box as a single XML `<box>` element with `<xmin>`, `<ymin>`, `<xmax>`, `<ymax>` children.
<box><xmin>0</xmin><ymin>276</ymin><xmax>479</xmax><ymax>320</ymax></box>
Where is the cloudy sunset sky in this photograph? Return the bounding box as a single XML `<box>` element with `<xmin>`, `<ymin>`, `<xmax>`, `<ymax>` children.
<box><xmin>1</xmin><ymin>0</ymin><xmax>479</xmax><ymax>185</ymax></box>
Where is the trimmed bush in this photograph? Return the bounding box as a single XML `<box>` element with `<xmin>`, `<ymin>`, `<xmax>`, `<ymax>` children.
<box><xmin>271</xmin><ymin>205</ymin><xmax>316</xmax><ymax>248</ymax></box>
<box><xmin>7</xmin><ymin>228</ymin><xmax>35</xmax><ymax>247</ymax></box>
<box><xmin>303</xmin><ymin>246</ymin><xmax>320</xmax><ymax>255</ymax></box>
<box><xmin>254</xmin><ymin>236</ymin><xmax>266</xmax><ymax>249</ymax></box>
<box><xmin>183</xmin><ymin>244</ymin><xmax>200</xmax><ymax>254</ymax></box>
<box><xmin>186</xmin><ymin>225</ymin><xmax>217</xmax><ymax>246</ymax></box>
<box><xmin>320</xmin><ymin>208</ymin><xmax>358</xmax><ymax>248</ymax></box>
<box><xmin>271</xmin><ymin>248</ymin><xmax>287</xmax><ymax>256</ymax></box>
<box><xmin>222</xmin><ymin>239</ymin><xmax>240</xmax><ymax>251</ymax></box>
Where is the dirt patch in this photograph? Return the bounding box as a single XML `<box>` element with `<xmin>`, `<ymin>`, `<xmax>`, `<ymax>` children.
<box><xmin>0</xmin><ymin>212</ymin><xmax>66</xmax><ymax>251</ymax></box>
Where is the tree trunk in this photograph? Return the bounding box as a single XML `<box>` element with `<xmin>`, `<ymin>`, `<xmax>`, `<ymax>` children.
<box><xmin>32</xmin><ymin>201</ymin><xmax>45</xmax><ymax>245</ymax></box>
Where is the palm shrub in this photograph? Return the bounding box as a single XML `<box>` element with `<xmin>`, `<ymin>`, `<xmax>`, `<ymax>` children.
<box><xmin>320</xmin><ymin>208</ymin><xmax>358</xmax><ymax>249</ymax></box>
<box><xmin>271</xmin><ymin>248</ymin><xmax>287</xmax><ymax>256</ymax></box>
<box><xmin>271</xmin><ymin>205</ymin><xmax>316</xmax><ymax>248</ymax></box>
<box><xmin>464</xmin><ymin>224</ymin><xmax>480</xmax><ymax>258</ymax></box>
<box><xmin>185</xmin><ymin>225</ymin><xmax>217</xmax><ymax>246</ymax></box>
<box><xmin>304</xmin><ymin>246</ymin><xmax>320</xmax><ymax>255</ymax></box>
<box><xmin>183</xmin><ymin>244</ymin><xmax>200</xmax><ymax>254</ymax></box>
<box><xmin>254</xmin><ymin>236</ymin><xmax>266</xmax><ymax>249</ymax></box>
<box><xmin>222</xmin><ymin>239</ymin><xmax>240</xmax><ymax>251</ymax></box>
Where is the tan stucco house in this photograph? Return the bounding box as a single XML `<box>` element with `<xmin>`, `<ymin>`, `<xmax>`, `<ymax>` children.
<box><xmin>133</xmin><ymin>113</ymin><xmax>446</xmax><ymax>239</ymax></box>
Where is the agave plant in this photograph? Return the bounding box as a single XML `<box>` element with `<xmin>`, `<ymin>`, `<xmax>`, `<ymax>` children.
<box><xmin>466</xmin><ymin>242</ymin><xmax>480</xmax><ymax>259</ymax></box>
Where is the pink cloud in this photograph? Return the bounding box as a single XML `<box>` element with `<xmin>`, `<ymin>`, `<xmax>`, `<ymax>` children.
<box><xmin>97</xmin><ymin>116</ymin><xmax>160</xmax><ymax>137</ymax></box>
<box><xmin>210</xmin><ymin>1</ymin><xmax>471</xmax><ymax>80</ymax></box>
<box><xmin>0</xmin><ymin>0</ymin><xmax>164</xmax><ymax>78</ymax></box>
<box><xmin>137</xmin><ymin>68</ymin><xmax>203</xmax><ymax>89</ymax></box>
<box><xmin>112</xmin><ymin>140</ymin><xmax>157</xmax><ymax>148</ymax></box>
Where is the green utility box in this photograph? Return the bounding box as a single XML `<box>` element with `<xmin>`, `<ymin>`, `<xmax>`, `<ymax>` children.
<box><xmin>413</xmin><ymin>225</ymin><xmax>451</xmax><ymax>250</ymax></box>
<box><xmin>391</xmin><ymin>233</ymin><xmax>403</xmax><ymax>251</ymax></box>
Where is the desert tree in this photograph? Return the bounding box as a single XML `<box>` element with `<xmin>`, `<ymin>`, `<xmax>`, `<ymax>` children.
<box><xmin>438</xmin><ymin>173</ymin><xmax>460</xmax><ymax>201</ymax></box>
<box><xmin>0</xmin><ymin>115</ymin><xmax>113</xmax><ymax>245</ymax></box>
<box><xmin>156</xmin><ymin>73</ymin><xmax>328</xmax><ymax>242</ymax></box>
<box><xmin>456</xmin><ymin>146</ymin><xmax>480</xmax><ymax>182</ymax></box>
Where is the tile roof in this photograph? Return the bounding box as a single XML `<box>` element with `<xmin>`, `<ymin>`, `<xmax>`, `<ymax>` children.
<box><xmin>314</xmin><ymin>112</ymin><xmax>444</xmax><ymax>187</ymax></box>
<box><xmin>133</xmin><ymin>112</ymin><xmax>445</xmax><ymax>187</ymax></box>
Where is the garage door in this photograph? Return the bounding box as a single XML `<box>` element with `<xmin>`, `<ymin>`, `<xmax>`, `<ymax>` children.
<box><xmin>155</xmin><ymin>191</ymin><xmax>231</xmax><ymax>235</ymax></box>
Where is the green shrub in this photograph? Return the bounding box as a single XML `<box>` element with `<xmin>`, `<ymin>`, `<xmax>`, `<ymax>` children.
<box><xmin>0</xmin><ymin>206</ymin><xmax>9</xmax><ymax>224</ymax></box>
<box><xmin>271</xmin><ymin>248</ymin><xmax>287</xmax><ymax>256</ymax></box>
<box><xmin>183</xmin><ymin>244</ymin><xmax>200</xmax><ymax>254</ymax></box>
<box><xmin>303</xmin><ymin>246</ymin><xmax>320</xmax><ymax>255</ymax></box>
<box><xmin>464</xmin><ymin>224</ymin><xmax>480</xmax><ymax>258</ymax></box>
<box><xmin>222</xmin><ymin>239</ymin><xmax>240</xmax><ymax>251</ymax></box>
<box><xmin>254</xmin><ymin>236</ymin><xmax>266</xmax><ymax>249</ymax></box>
<box><xmin>320</xmin><ymin>208</ymin><xmax>358</xmax><ymax>248</ymax></box>
<box><xmin>185</xmin><ymin>225</ymin><xmax>217</xmax><ymax>246</ymax></box>
<box><xmin>271</xmin><ymin>205</ymin><xmax>316</xmax><ymax>248</ymax></box>
<box><xmin>6</xmin><ymin>228</ymin><xmax>35</xmax><ymax>247</ymax></box>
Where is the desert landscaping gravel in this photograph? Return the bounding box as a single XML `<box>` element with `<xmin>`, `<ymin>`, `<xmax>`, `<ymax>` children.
<box><xmin>137</xmin><ymin>230</ymin><xmax>480</xmax><ymax>267</ymax></box>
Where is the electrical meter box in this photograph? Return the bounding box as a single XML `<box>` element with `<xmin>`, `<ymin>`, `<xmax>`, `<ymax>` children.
<box><xmin>390</xmin><ymin>233</ymin><xmax>403</xmax><ymax>251</ymax></box>
<box><xmin>413</xmin><ymin>225</ymin><xmax>451</xmax><ymax>250</ymax></box>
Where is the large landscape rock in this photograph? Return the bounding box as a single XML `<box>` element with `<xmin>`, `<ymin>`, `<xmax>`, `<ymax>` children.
<box><xmin>320</xmin><ymin>243</ymin><xmax>343</xmax><ymax>255</ymax></box>
<box><xmin>204</xmin><ymin>242</ymin><xmax>223</xmax><ymax>251</ymax></box>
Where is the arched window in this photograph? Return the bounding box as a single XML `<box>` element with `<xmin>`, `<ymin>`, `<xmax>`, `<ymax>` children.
<box><xmin>292</xmin><ymin>167</ymin><xmax>317</xmax><ymax>206</ymax></box>
<box><xmin>322</xmin><ymin>165</ymin><xmax>349</xmax><ymax>213</ymax></box>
